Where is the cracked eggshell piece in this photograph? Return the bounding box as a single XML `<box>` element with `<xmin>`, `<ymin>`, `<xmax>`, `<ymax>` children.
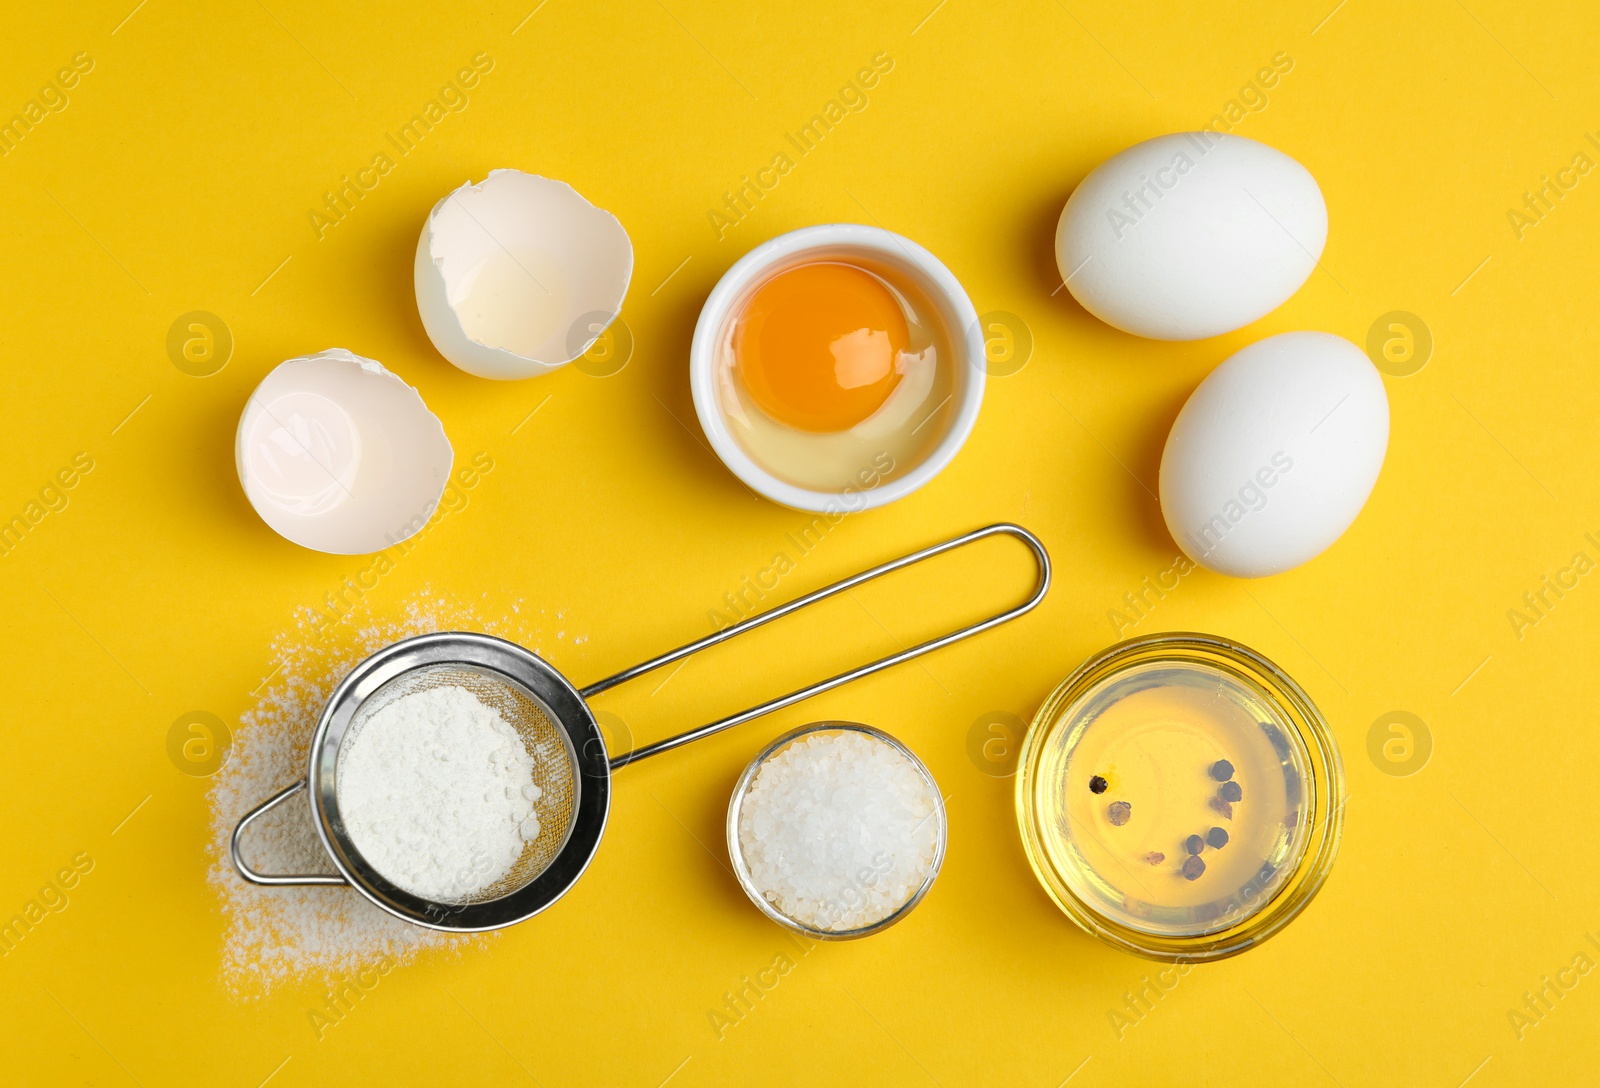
<box><xmin>414</xmin><ymin>169</ymin><xmax>634</xmax><ymax>380</ymax></box>
<box><xmin>235</xmin><ymin>348</ymin><xmax>454</xmax><ymax>555</ymax></box>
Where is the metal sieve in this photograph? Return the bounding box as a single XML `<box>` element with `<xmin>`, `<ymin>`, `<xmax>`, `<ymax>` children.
<box><xmin>727</xmin><ymin>722</ymin><xmax>948</xmax><ymax>941</ymax></box>
<box><xmin>231</xmin><ymin>522</ymin><xmax>1049</xmax><ymax>931</ymax></box>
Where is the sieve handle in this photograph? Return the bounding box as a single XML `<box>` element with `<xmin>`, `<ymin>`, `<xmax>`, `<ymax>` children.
<box><xmin>585</xmin><ymin>522</ymin><xmax>1051</xmax><ymax>770</ymax></box>
<box><xmin>230</xmin><ymin>779</ymin><xmax>348</xmax><ymax>886</ymax></box>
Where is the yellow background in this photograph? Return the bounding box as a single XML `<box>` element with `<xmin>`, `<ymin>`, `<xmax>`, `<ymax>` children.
<box><xmin>2</xmin><ymin>0</ymin><xmax>1596</xmax><ymax>1084</ymax></box>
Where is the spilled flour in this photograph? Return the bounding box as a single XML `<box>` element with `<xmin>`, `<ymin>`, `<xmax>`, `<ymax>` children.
<box><xmin>207</xmin><ymin>590</ymin><xmax>574</xmax><ymax>996</ymax></box>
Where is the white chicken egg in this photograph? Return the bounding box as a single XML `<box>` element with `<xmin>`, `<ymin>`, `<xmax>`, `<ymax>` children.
<box><xmin>1159</xmin><ymin>331</ymin><xmax>1388</xmax><ymax>577</ymax></box>
<box><xmin>235</xmin><ymin>348</ymin><xmax>453</xmax><ymax>554</ymax></box>
<box><xmin>1056</xmin><ymin>133</ymin><xmax>1327</xmax><ymax>340</ymax></box>
<box><xmin>414</xmin><ymin>169</ymin><xmax>633</xmax><ymax>379</ymax></box>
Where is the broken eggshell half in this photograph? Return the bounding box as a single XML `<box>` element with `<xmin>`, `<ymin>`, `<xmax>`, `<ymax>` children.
<box><xmin>235</xmin><ymin>348</ymin><xmax>454</xmax><ymax>555</ymax></box>
<box><xmin>414</xmin><ymin>169</ymin><xmax>634</xmax><ymax>380</ymax></box>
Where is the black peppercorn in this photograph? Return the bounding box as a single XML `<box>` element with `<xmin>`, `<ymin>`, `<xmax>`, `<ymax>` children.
<box><xmin>1182</xmin><ymin>855</ymin><xmax>1205</xmax><ymax>880</ymax></box>
<box><xmin>1219</xmin><ymin>781</ymin><xmax>1243</xmax><ymax>803</ymax></box>
<box><xmin>1185</xmin><ymin>834</ymin><xmax>1204</xmax><ymax>855</ymax></box>
<box><xmin>1206</xmin><ymin>826</ymin><xmax>1229</xmax><ymax>849</ymax></box>
<box><xmin>1210</xmin><ymin>759</ymin><xmax>1235</xmax><ymax>782</ymax></box>
<box><xmin>1089</xmin><ymin>775</ymin><xmax>1108</xmax><ymax>794</ymax></box>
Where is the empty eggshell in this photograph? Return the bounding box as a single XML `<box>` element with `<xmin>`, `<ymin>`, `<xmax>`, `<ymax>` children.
<box><xmin>415</xmin><ymin>169</ymin><xmax>633</xmax><ymax>379</ymax></box>
<box><xmin>1159</xmin><ymin>331</ymin><xmax>1388</xmax><ymax>578</ymax></box>
<box><xmin>236</xmin><ymin>348</ymin><xmax>453</xmax><ymax>555</ymax></box>
<box><xmin>1057</xmin><ymin>133</ymin><xmax>1327</xmax><ymax>340</ymax></box>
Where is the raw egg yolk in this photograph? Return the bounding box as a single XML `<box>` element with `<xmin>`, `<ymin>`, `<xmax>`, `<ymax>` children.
<box><xmin>734</xmin><ymin>262</ymin><xmax>909</xmax><ymax>433</ymax></box>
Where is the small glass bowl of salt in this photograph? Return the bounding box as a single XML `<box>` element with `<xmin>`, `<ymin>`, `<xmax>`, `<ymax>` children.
<box><xmin>727</xmin><ymin>721</ymin><xmax>947</xmax><ymax>940</ymax></box>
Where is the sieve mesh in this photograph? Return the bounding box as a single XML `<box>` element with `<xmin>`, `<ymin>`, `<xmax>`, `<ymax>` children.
<box><xmin>334</xmin><ymin>662</ymin><xmax>579</xmax><ymax>906</ymax></box>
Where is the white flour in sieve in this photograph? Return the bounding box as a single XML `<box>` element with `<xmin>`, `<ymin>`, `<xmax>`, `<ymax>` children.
<box><xmin>208</xmin><ymin>590</ymin><xmax>589</xmax><ymax>996</ymax></box>
<box><xmin>339</xmin><ymin>684</ymin><xmax>542</xmax><ymax>901</ymax></box>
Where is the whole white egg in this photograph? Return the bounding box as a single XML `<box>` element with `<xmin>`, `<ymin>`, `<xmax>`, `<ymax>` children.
<box><xmin>1056</xmin><ymin>133</ymin><xmax>1327</xmax><ymax>340</ymax></box>
<box><xmin>1159</xmin><ymin>331</ymin><xmax>1388</xmax><ymax>577</ymax></box>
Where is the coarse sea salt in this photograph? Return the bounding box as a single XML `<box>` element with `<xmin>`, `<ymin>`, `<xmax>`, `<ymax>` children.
<box><xmin>737</xmin><ymin>730</ymin><xmax>940</xmax><ymax>932</ymax></box>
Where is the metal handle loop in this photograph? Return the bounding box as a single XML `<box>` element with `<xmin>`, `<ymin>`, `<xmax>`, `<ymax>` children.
<box><xmin>230</xmin><ymin>779</ymin><xmax>348</xmax><ymax>887</ymax></box>
<box><xmin>586</xmin><ymin>522</ymin><xmax>1051</xmax><ymax>769</ymax></box>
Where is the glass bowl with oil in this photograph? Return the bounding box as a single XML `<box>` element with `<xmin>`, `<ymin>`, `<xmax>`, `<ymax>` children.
<box><xmin>1015</xmin><ymin>632</ymin><xmax>1343</xmax><ymax>962</ymax></box>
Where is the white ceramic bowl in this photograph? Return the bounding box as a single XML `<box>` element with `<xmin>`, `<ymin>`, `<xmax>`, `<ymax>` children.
<box><xmin>690</xmin><ymin>224</ymin><xmax>985</xmax><ymax>513</ymax></box>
